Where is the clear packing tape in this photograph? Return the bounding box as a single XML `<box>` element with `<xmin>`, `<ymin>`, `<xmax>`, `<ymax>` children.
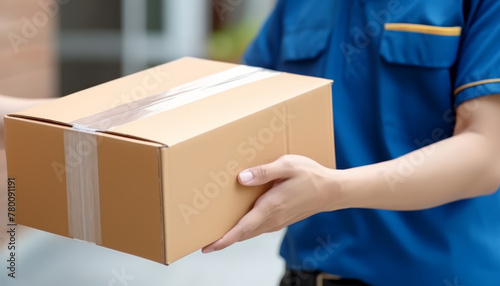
<box><xmin>72</xmin><ymin>65</ymin><xmax>279</xmax><ymax>132</ymax></box>
<box><xmin>63</xmin><ymin>65</ymin><xmax>280</xmax><ymax>244</ymax></box>
<box><xmin>64</xmin><ymin>130</ymin><xmax>101</xmax><ymax>244</ymax></box>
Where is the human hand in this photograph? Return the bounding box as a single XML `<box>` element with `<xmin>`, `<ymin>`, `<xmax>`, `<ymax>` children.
<box><xmin>202</xmin><ymin>154</ymin><xmax>343</xmax><ymax>253</ymax></box>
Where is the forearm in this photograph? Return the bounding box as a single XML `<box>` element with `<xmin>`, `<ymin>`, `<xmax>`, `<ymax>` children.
<box><xmin>0</xmin><ymin>94</ymin><xmax>53</xmax><ymax>117</ymax></box>
<box><xmin>203</xmin><ymin>96</ymin><xmax>500</xmax><ymax>251</ymax></box>
<box><xmin>337</xmin><ymin>132</ymin><xmax>500</xmax><ymax>211</ymax></box>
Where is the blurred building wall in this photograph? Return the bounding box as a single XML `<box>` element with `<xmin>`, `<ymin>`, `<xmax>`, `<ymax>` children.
<box><xmin>0</xmin><ymin>0</ymin><xmax>277</xmax><ymax>99</ymax></box>
<box><xmin>0</xmin><ymin>0</ymin><xmax>58</xmax><ymax>98</ymax></box>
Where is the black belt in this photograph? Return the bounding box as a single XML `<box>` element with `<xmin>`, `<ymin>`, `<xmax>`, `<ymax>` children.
<box><xmin>280</xmin><ymin>269</ymin><xmax>370</xmax><ymax>286</ymax></box>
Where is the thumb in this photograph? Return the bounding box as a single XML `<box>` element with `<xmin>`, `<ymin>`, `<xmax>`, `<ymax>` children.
<box><xmin>238</xmin><ymin>157</ymin><xmax>292</xmax><ymax>186</ymax></box>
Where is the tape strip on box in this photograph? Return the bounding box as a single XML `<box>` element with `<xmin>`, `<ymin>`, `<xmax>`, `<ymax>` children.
<box><xmin>72</xmin><ymin>65</ymin><xmax>279</xmax><ymax>131</ymax></box>
<box><xmin>64</xmin><ymin>127</ymin><xmax>102</xmax><ymax>244</ymax></box>
<box><xmin>63</xmin><ymin>64</ymin><xmax>279</xmax><ymax>244</ymax></box>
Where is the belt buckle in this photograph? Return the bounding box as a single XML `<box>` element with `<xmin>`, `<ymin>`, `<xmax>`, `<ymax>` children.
<box><xmin>316</xmin><ymin>272</ymin><xmax>342</xmax><ymax>286</ymax></box>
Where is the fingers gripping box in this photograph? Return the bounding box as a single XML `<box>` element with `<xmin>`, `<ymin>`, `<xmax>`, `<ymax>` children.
<box><xmin>4</xmin><ymin>57</ymin><xmax>335</xmax><ymax>264</ymax></box>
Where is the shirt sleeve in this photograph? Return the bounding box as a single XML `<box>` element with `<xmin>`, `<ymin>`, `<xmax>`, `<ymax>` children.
<box><xmin>454</xmin><ymin>0</ymin><xmax>500</xmax><ymax>107</ymax></box>
<box><xmin>241</xmin><ymin>0</ymin><xmax>286</xmax><ymax>69</ymax></box>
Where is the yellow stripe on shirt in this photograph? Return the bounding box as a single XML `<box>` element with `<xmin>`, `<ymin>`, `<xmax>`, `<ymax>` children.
<box><xmin>385</xmin><ymin>23</ymin><xmax>462</xmax><ymax>36</ymax></box>
<box><xmin>454</xmin><ymin>79</ymin><xmax>500</xmax><ymax>96</ymax></box>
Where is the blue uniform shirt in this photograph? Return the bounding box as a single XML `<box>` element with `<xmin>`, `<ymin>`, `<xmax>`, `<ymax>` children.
<box><xmin>243</xmin><ymin>1</ymin><xmax>500</xmax><ymax>285</ymax></box>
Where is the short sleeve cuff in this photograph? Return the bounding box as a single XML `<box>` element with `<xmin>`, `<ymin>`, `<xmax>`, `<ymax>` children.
<box><xmin>454</xmin><ymin>79</ymin><xmax>500</xmax><ymax>108</ymax></box>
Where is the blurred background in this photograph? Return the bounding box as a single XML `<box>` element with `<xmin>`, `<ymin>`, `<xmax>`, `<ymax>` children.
<box><xmin>0</xmin><ymin>0</ymin><xmax>276</xmax><ymax>98</ymax></box>
<box><xmin>0</xmin><ymin>0</ymin><xmax>286</xmax><ymax>285</ymax></box>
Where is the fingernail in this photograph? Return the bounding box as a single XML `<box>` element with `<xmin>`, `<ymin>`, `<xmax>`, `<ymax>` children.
<box><xmin>202</xmin><ymin>247</ymin><xmax>215</xmax><ymax>254</ymax></box>
<box><xmin>239</xmin><ymin>170</ymin><xmax>254</xmax><ymax>183</ymax></box>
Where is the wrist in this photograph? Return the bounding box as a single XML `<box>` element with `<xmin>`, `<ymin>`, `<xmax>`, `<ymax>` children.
<box><xmin>328</xmin><ymin>166</ymin><xmax>383</xmax><ymax>211</ymax></box>
<box><xmin>320</xmin><ymin>168</ymin><xmax>353</xmax><ymax>212</ymax></box>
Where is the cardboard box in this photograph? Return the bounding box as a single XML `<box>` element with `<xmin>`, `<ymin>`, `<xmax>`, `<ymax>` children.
<box><xmin>4</xmin><ymin>57</ymin><xmax>335</xmax><ymax>264</ymax></box>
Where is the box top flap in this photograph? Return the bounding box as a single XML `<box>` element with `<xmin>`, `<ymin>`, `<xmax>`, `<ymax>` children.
<box><xmin>9</xmin><ymin>57</ymin><xmax>332</xmax><ymax>146</ymax></box>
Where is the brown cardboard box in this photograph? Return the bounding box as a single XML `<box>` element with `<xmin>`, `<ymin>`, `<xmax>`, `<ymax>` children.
<box><xmin>4</xmin><ymin>57</ymin><xmax>335</xmax><ymax>264</ymax></box>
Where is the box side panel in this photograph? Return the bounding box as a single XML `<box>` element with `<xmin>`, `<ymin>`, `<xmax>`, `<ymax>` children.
<box><xmin>98</xmin><ymin>136</ymin><xmax>164</xmax><ymax>263</ymax></box>
<box><xmin>4</xmin><ymin>116</ymin><xmax>69</xmax><ymax>236</ymax></box>
<box><xmin>162</xmin><ymin>83</ymin><xmax>335</xmax><ymax>263</ymax></box>
<box><xmin>162</xmin><ymin>106</ymin><xmax>300</xmax><ymax>263</ymax></box>
<box><xmin>286</xmin><ymin>85</ymin><xmax>336</xmax><ymax>168</ymax></box>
